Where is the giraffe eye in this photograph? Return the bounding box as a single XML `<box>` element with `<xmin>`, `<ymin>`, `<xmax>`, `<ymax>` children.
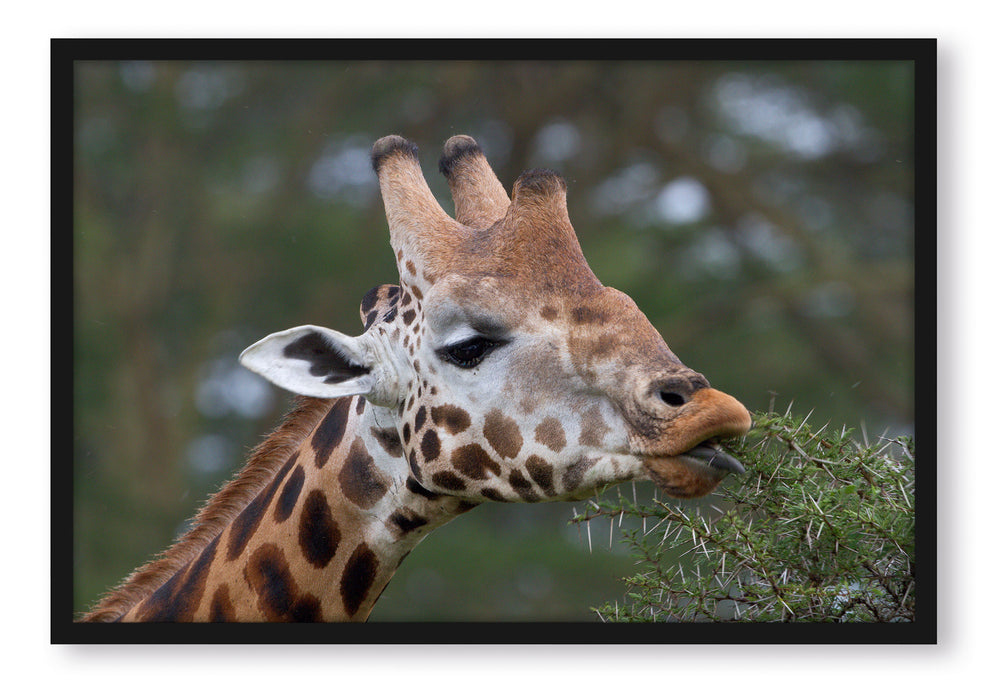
<box><xmin>440</xmin><ymin>336</ymin><xmax>505</xmax><ymax>369</ymax></box>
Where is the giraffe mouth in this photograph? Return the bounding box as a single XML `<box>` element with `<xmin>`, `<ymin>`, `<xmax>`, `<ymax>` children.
<box><xmin>640</xmin><ymin>440</ymin><xmax>745</xmax><ymax>498</ymax></box>
<box><xmin>679</xmin><ymin>441</ymin><xmax>745</xmax><ymax>476</ymax></box>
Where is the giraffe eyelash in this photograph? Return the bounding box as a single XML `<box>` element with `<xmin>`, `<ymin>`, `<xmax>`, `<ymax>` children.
<box><xmin>438</xmin><ymin>336</ymin><xmax>507</xmax><ymax>369</ymax></box>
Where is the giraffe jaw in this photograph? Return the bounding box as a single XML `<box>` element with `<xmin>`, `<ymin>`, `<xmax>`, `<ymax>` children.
<box><xmin>640</xmin><ymin>440</ymin><xmax>745</xmax><ymax>499</ymax></box>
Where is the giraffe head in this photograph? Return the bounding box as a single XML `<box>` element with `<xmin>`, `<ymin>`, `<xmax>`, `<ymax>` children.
<box><xmin>241</xmin><ymin>135</ymin><xmax>750</xmax><ymax>503</ymax></box>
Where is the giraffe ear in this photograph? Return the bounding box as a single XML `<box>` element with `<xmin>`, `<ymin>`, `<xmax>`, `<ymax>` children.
<box><xmin>239</xmin><ymin>325</ymin><xmax>378</xmax><ymax>400</ymax></box>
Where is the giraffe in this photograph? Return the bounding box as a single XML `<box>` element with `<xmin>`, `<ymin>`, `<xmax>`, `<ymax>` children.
<box><xmin>81</xmin><ymin>134</ymin><xmax>751</xmax><ymax>622</ymax></box>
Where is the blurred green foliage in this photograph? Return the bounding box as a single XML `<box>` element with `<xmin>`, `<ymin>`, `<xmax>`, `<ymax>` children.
<box><xmin>74</xmin><ymin>59</ymin><xmax>914</xmax><ymax>620</ymax></box>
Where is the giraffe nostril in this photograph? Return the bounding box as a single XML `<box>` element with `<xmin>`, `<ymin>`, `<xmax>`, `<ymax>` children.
<box><xmin>650</xmin><ymin>372</ymin><xmax>709</xmax><ymax>408</ymax></box>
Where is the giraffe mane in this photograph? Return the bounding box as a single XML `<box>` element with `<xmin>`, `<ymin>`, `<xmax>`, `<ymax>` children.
<box><xmin>80</xmin><ymin>396</ymin><xmax>333</xmax><ymax>622</ymax></box>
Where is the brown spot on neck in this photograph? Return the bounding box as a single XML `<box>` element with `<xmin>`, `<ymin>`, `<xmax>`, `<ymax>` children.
<box><xmin>273</xmin><ymin>463</ymin><xmax>306</xmax><ymax>523</ymax></box>
<box><xmin>388</xmin><ymin>508</ymin><xmax>430</xmax><ymax>535</ymax></box>
<box><xmin>338</xmin><ymin>437</ymin><xmax>389</xmax><ymax>509</ymax></box>
<box><xmin>340</xmin><ymin>543</ymin><xmax>379</xmax><ymax>618</ymax></box>
<box><xmin>227</xmin><ymin>455</ymin><xmax>297</xmax><ymax>561</ymax></box>
<box><xmin>209</xmin><ymin>583</ymin><xmax>236</xmax><ymax>622</ymax></box>
<box><xmin>245</xmin><ymin>543</ymin><xmax>323</xmax><ymax>622</ymax></box>
<box><xmin>133</xmin><ymin>536</ymin><xmax>220</xmax><ymax>621</ymax></box>
<box><xmin>312</xmin><ymin>397</ymin><xmax>352</xmax><ymax>468</ymax></box>
<box><xmin>298</xmin><ymin>489</ymin><xmax>342</xmax><ymax>568</ymax></box>
<box><xmin>370</xmin><ymin>425</ymin><xmax>403</xmax><ymax>458</ymax></box>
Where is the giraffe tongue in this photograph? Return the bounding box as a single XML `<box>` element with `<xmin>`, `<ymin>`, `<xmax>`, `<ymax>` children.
<box><xmin>684</xmin><ymin>445</ymin><xmax>745</xmax><ymax>475</ymax></box>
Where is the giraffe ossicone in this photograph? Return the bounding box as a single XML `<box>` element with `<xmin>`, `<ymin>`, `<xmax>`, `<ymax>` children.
<box><xmin>82</xmin><ymin>135</ymin><xmax>751</xmax><ymax>623</ymax></box>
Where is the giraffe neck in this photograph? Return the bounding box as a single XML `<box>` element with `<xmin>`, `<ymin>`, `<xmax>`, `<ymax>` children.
<box><xmin>112</xmin><ymin>395</ymin><xmax>470</xmax><ymax>622</ymax></box>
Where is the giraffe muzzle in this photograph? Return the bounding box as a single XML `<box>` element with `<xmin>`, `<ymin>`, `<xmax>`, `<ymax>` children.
<box><xmin>633</xmin><ymin>387</ymin><xmax>751</xmax><ymax>497</ymax></box>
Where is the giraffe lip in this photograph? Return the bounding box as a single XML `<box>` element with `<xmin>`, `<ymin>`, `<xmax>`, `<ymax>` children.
<box><xmin>680</xmin><ymin>443</ymin><xmax>745</xmax><ymax>475</ymax></box>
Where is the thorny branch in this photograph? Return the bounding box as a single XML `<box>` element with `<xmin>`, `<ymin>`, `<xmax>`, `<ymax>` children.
<box><xmin>573</xmin><ymin>410</ymin><xmax>915</xmax><ymax>623</ymax></box>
